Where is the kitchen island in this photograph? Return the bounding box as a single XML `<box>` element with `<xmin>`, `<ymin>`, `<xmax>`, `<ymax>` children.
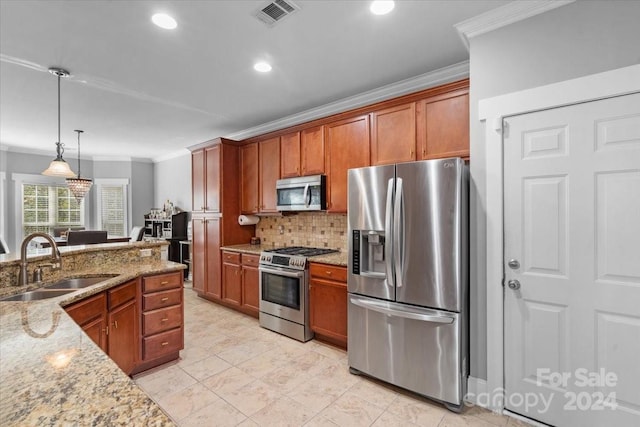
<box><xmin>0</xmin><ymin>241</ymin><xmax>182</xmax><ymax>426</ymax></box>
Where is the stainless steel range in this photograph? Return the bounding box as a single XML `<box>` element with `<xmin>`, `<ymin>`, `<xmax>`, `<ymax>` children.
<box><xmin>259</xmin><ymin>246</ymin><xmax>338</xmax><ymax>342</ymax></box>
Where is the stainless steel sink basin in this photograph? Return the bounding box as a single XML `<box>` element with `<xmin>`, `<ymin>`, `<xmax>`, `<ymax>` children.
<box><xmin>45</xmin><ymin>274</ymin><xmax>118</xmax><ymax>289</ymax></box>
<box><xmin>0</xmin><ymin>289</ymin><xmax>75</xmax><ymax>302</ymax></box>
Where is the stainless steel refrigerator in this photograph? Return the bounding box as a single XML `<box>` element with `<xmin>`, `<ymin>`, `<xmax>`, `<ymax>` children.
<box><xmin>347</xmin><ymin>157</ymin><xmax>468</xmax><ymax>412</ymax></box>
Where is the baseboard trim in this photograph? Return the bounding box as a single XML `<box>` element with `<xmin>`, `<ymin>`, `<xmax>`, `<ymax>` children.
<box><xmin>465</xmin><ymin>376</ymin><xmax>488</xmax><ymax>406</ymax></box>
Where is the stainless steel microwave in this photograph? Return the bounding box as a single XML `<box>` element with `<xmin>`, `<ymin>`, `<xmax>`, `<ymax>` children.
<box><xmin>276</xmin><ymin>175</ymin><xmax>327</xmax><ymax>211</ymax></box>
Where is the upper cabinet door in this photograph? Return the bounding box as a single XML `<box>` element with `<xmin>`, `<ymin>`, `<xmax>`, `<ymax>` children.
<box><xmin>280</xmin><ymin>132</ymin><xmax>301</xmax><ymax>178</ymax></box>
<box><xmin>205</xmin><ymin>145</ymin><xmax>220</xmax><ymax>212</ymax></box>
<box><xmin>325</xmin><ymin>115</ymin><xmax>370</xmax><ymax>213</ymax></box>
<box><xmin>191</xmin><ymin>149</ymin><xmax>205</xmax><ymax>212</ymax></box>
<box><xmin>370</xmin><ymin>103</ymin><xmax>416</xmax><ymax>166</ymax></box>
<box><xmin>240</xmin><ymin>143</ymin><xmax>259</xmax><ymax>214</ymax></box>
<box><xmin>259</xmin><ymin>137</ymin><xmax>280</xmax><ymax>213</ymax></box>
<box><xmin>416</xmin><ymin>90</ymin><xmax>469</xmax><ymax>160</ymax></box>
<box><xmin>301</xmin><ymin>125</ymin><xmax>325</xmax><ymax>176</ymax></box>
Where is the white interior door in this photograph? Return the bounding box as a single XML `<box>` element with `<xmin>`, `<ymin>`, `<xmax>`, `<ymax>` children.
<box><xmin>503</xmin><ymin>93</ymin><xmax>640</xmax><ymax>427</ymax></box>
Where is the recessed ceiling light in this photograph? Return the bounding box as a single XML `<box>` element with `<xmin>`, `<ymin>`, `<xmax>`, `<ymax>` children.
<box><xmin>151</xmin><ymin>13</ymin><xmax>177</xmax><ymax>30</ymax></box>
<box><xmin>370</xmin><ymin>1</ymin><xmax>395</xmax><ymax>15</ymax></box>
<box><xmin>254</xmin><ymin>62</ymin><xmax>272</xmax><ymax>73</ymax></box>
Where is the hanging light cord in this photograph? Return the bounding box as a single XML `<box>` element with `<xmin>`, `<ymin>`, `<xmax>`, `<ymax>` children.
<box><xmin>75</xmin><ymin>130</ymin><xmax>83</xmax><ymax>177</ymax></box>
<box><xmin>56</xmin><ymin>72</ymin><xmax>64</xmax><ymax>158</ymax></box>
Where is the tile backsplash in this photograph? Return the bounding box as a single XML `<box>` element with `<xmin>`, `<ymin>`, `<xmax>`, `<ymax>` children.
<box><xmin>256</xmin><ymin>213</ymin><xmax>347</xmax><ymax>252</ymax></box>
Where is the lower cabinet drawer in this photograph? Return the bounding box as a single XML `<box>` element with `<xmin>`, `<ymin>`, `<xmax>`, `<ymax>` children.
<box><xmin>143</xmin><ymin>288</ymin><xmax>182</xmax><ymax>311</ymax></box>
<box><xmin>143</xmin><ymin>305</ymin><xmax>183</xmax><ymax>335</ymax></box>
<box><xmin>143</xmin><ymin>327</ymin><xmax>183</xmax><ymax>361</ymax></box>
<box><xmin>143</xmin><ymin>272</ymin><xmax>182</xmax><ymax>293</ymax></box>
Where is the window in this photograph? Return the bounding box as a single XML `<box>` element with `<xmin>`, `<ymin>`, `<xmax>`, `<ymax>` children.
<box><xmin>22</xmin><ymin>183</ymin><xmax>84</xmax><ymax>236</ymax></box>
<box><xmin>96</xmin><ymin>179</ymin><xmax>129</xmax><ymax>237</ymax></box>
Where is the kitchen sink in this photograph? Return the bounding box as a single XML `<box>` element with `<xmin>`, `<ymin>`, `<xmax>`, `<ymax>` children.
<box><xmin>45</xmin><ymin>274</ymin><xmax>119</xmax><ymax>289</ymax></box>
<box><xmin>0</xmin><ymin>289</ymin><xmax>75</xmax><ymax>302</ymax></box>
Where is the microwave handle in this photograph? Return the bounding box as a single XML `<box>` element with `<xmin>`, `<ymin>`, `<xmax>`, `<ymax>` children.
<box><xmin>303</xmin><ymin>183</ymin><xmax>310</xmax><ymax>208</ymax></box>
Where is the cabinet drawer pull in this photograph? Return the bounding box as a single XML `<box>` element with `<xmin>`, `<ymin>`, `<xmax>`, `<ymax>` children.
<box><xmin>326</xmin><ymin>271</ymin><xmax>332</xmax><ymax>275</ymax></box>
<box><xmin>160</xmin><ymin>281</ymin><xmax>169</xmax><ymax>285</ymax></box>
<box><xmin>161</xmin><ymin>318</ymin><xmax>169</xmax><ymax>323</ymax></box>
<box><xmin>161</xmin><ymin>342</ymin><xmax>169</xmax><ymax>346</ymax></box>
<box><xmin>161</xmin><ymin>297</ymin><xmax>169</xmax><ymax>302</ymax></box>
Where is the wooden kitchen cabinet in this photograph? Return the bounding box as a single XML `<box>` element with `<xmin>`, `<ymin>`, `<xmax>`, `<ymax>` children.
<box><xmin>280</xmin><ymin>131</ymin><xmax>301</xmax><ymax>178</ymax></box>
<box><xmin>325</xmin><ymin>115</ymin><xmax>370</xmax><ymax>212</ymax></box>
<box><xmin>65</xmin><ymin>292</ymin><xmax>108</xmax><ymax>352</ymax></box>
<box><xmin>309</xmin><ymin>263</ymin><xmax>348</xmax><ymax>349</ymax></box>
<box><xmin>138</xmin><ymin>271</ymin><xmax>184</xmax><ymax>372</ymax></box>
<box><xmin>370</xmin><ymin>102</ymin><xmax>416</xmax><ymax>166</ymax></box>
<box><xmin>301</xmin><ymin>125</ymin><xmax>325</xmax><ymax>176</ymax></box>
<box><xmin>416</xmin><ymin>89</ymin><xmax>469</xmax><ymax>160</ymax></box>
<box><xmin>220</xmin><ymin>251</ymin><xmax>260</xmax><ymax>317</ymax></box>
<box><xmin>259</xmin><ymin>137</ymin><xmax>280</xmax><ymax>213</ymax></box>
<box><xmin>65</xmin><ymin>279</ymin><xmax>139</xmax><ymax>375</ymax></box>
<box><xmin>222</xmin><ymin>251</ymin><xmax>242</xmax><ymax>307</ymax></box>
<box><xmin>241</xmin><ymin>254</ymin><xmax>260</xmax><ymax>316</ymax></box>
<box><xmin>107</xmin><ymin>297</ymin><xmax>137</xmax><ymax>374</ymax></box>
<box><xmin>191</xmin><ymin>144</ymin><xmax>221</xmax><ymax>213</ymax></box>
<box><xmin>191</xmin><ymin>139</ymin><xmax>253</xmax><ymax>302</ymax></box>
<box><xmin>192</xmin><ymin>216</ymin><xmax>222</xmax><ymax>300</ymax></box>
<box><xmin>280</xmin><ymin>126</ymin><xmax>325</xmax><ymax>178</ymax></box>
<box><xmin>240</xmin><ymin>143</ymin><xmax>259</xmax><ymax>214</ymax></box>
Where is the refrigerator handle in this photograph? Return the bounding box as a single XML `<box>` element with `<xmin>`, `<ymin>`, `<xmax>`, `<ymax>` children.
<box><xmin>384</xmin><ymin>178</ymin><xmax>394</xmax><ymax>288</ymax></box>
<box><xmin>394</xmin><ymin>178</ymin><xmax>404</xmax><ymax>288</ymax></box>
<box><xmin>350</xmin><ymin>297</ymin><xmax>454</xmax><ymax>324</ymax></box>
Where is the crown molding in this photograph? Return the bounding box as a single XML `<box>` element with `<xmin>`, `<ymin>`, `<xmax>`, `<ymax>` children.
<box><xmin>224</xmin><ymin>61</ymin><xmax>469</xmax><ymax>142</ymax></box>
<box><xmin>152</xmin><ymin>148</ymin><xmax>191</xmax><ymax>163</ymax></box>
<box><xmin>455</xmin><ymin>0</ymin><xmax>576</xmax><ymax>50</ymax></box>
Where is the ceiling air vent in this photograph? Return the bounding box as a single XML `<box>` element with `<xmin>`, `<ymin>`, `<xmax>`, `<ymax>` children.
<box><xmin>254</xmin><ymin>0</ymin><xmax>300</xmax><ymax>26</ymax></box>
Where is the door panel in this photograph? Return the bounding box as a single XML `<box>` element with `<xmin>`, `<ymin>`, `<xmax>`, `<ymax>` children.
<box><xmin>504</xmin><ymin>93</ymin><xmax>640</xmax><ymax>426</ymax></box>
<box><xmin>348</xmin><ymin>294</ymin><xmax>462</xmax><ymax>405</ymax></box>
<box><xmin>522</xmin><ymin>175</ymin><xmax>567</xmax><ymax>276</ymax></box>
<box><xmin>347</xmin><ymin>164</ymin><xmax>395</xmax><ymax>301</ymax></box>
<box><xmin>395</xmin><ymin>159</ymin><xmax>465</xmax><ymax>312</ymax></box>
<box><xmin>205</xmin><ymin>145</ymin><xmax>220</xmax><ymax>212</ymax></box>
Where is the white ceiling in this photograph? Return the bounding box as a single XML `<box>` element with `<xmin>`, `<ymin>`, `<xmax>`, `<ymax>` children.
<box><xmin>0</xmin><ymin>0</ymin><xmax>508</xmax><ymax>162</ymax></box>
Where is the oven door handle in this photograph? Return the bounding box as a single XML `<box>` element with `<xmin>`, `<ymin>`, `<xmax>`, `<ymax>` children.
<box><xmin>259</xmin><ymin>266</ymin><xmax>306</xmax><ymax>279</ymax></box>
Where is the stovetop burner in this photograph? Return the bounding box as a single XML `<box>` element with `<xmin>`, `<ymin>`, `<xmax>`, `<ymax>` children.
<box><xmin>266</xmin><ymin>246</ymin><xmax>339</xmax><ymax>257</ymax></box>
<box><xmin>259</xmin><ymin>246</ymin><xmax>339</xmax><ymax>270</ymax></box>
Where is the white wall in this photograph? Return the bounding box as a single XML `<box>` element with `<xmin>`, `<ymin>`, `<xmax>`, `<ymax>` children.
<box><xmin>468</xmin><ymin>0</ymin><xmax>640</xmax><ymax>380</ymax></box>
<box><xmin>153</xmin><ymin>152</ymin><xmax>192</xmax><ymax>213</ymax></box>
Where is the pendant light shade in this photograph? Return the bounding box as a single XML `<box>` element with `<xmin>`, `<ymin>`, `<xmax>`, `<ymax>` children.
<box><xmin>66</xmin><ymin>130</ymin><xmax>93</xmax><ymax>200</ymax></box>
<box><xmin>42</xmin><ymin>68</ymin><xmax>76</xmax><ymax>178</ymax></box>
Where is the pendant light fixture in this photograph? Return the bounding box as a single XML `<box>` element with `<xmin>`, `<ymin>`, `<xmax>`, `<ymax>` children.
<box><xmin>66</xmin><ymin>130</ymin><xmax>93</xmax><ymax>200</ymax></box>
<box><xmin>42</xmin><ymin>68</ymin><xmax>76</xmax><ymax>178</ymax></box>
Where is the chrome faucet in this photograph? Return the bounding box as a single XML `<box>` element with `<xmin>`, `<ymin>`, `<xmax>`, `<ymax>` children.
<box><xmin>18</xmin><ymin>233</ymin><xmax>62</xmax><ymax>286</ymax></box>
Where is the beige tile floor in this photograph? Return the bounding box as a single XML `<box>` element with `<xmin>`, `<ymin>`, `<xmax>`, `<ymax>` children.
<box><xmin>134</xmin><ymin>286</ymin><xmax>530</xmax><ymax>427</ymax></box>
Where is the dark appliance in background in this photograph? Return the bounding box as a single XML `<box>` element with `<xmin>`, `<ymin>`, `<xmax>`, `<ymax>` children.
<box><xmin>166</xmin><ymin>212</ymin><xmax>189</xmax><ymax>279</ymax></box>
<box><xmin>145</xmin><ymin>212</ymin><xmax>190</xmax><ymax>279</ymax></box>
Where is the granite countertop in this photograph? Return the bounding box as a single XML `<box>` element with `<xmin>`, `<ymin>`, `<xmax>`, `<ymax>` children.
<box><xmin>0</xmin><ymin>260</ymin><xmax>183</xmax><ymax>426</ymax></box>
<box><xmin>221</xmin><ymin>244</ymin><xmax>348</xmax><ymax>267</ymax></box>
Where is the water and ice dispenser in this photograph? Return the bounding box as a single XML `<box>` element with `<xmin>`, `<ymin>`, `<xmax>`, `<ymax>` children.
<box><xmin>352</xmin><ymin>230</ymin><xmax>387</xmax><ymax>277</ymax></box>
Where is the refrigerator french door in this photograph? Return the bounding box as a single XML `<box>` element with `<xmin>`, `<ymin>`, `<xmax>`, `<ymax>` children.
<box><xmin>347</xmin><ymin>158</ymin><xmax>468</xmax><ymax>411</ymax></box>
